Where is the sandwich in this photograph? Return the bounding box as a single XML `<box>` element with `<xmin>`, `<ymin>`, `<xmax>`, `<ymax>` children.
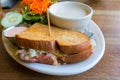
<box><xmin>15</xmin><ymin>23</ymin><xmax>93</xmax><ymax>65</ymax></box>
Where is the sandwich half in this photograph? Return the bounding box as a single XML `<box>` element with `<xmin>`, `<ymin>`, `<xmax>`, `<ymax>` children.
<box><xmin>15</xmin><ymin>23</ymin><xmax>93</xmax><ymax>65</ymax></box>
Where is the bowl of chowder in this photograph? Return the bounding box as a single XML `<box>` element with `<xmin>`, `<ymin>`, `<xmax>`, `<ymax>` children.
<box><xmin>49</xmin><ymin>1</ymin><xmax>93</xmax><ymax>32</ymax></box>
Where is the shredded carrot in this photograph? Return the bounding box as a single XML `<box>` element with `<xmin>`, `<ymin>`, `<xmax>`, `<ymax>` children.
<box><xmin>20</xmin><ymin>9</ymin><xmax>24</xmax><ymax>14</ymax></box>
<box><xmin>21</xmin><ymin>0</ymin><xmax>50</xmax><ymax>15</ymax></box>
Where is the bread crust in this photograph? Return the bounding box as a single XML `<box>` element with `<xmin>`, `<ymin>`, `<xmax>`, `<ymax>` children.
<box><xmin>58</xmin><ymin>40</ymin><xmax>91</xmax><ymax>54</ymax></box>
<box><xmin>61</xmin><ymin>46</ymin><xmax>92</xmax><ymax>63</ymax></box>
<box><xmin>15</xmin><ymin>35</ymin><xmax>56</xmax><ymax>52</ymax></box>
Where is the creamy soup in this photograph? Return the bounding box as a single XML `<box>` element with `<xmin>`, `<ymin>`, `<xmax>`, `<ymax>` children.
<box><xmin>52</xmin><ymin>5</ymin><xmax>88</xmax><ymax>18</ymax></box>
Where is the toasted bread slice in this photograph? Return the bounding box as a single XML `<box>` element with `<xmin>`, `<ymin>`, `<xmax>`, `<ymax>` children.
<box><xmin>60</xmin><ymin>46</ymin><xmax>92</xmax><ymax>63</ymax></box>
<box><xmin>15</xmin><ymin>24</ymin><xmax>56</xmax><ymax>52</ymax></box>
<box><xmin>15</xmin><ymin>23</ymin><xmax>91</xmax><ymax>54</ymax></box>
<box><xmin>58</xmin><ymin>40</ymin><xmax>91</xmax><ymax>54</ymax></box>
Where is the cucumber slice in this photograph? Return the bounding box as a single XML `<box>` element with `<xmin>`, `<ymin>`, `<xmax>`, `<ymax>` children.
<box><xmin>1</xmin><ymin>12</ymin><xmax>23</xmax><ymax>28</ymax></box>
<box><xmin>5</xmin><ymin>12</ymin><xmax>14</xmax><ymax>17</ymax></box>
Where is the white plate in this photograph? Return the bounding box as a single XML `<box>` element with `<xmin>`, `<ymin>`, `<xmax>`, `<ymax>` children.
<box><xmin>2</xmin><ymin>20</ymin><xmax>105</xmax><ymax>76</ymax></box>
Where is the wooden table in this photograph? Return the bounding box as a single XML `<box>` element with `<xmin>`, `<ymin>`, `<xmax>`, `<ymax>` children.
<box><xmin>0</xmin><ymin>0</ymin><xmax>120</xmax><ymax>80</ymax></box>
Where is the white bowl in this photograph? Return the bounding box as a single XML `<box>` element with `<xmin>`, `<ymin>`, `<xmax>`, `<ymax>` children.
<box><xmin>49</xmin><ymin>1</ymin><xmax>93</xmax><ymax>32</ymax></box>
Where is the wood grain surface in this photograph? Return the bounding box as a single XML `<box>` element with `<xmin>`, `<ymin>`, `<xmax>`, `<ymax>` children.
<box><xmin>0</xmin><ymin>0</ymin><xmax>120</xmax><ymax>80</ymax></box>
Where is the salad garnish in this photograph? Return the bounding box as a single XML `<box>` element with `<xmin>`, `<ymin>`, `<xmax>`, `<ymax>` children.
<box><xmin>21</xmin><ymin>0</ymin><xmax>57</xmax><ymax>25</ymax></box>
